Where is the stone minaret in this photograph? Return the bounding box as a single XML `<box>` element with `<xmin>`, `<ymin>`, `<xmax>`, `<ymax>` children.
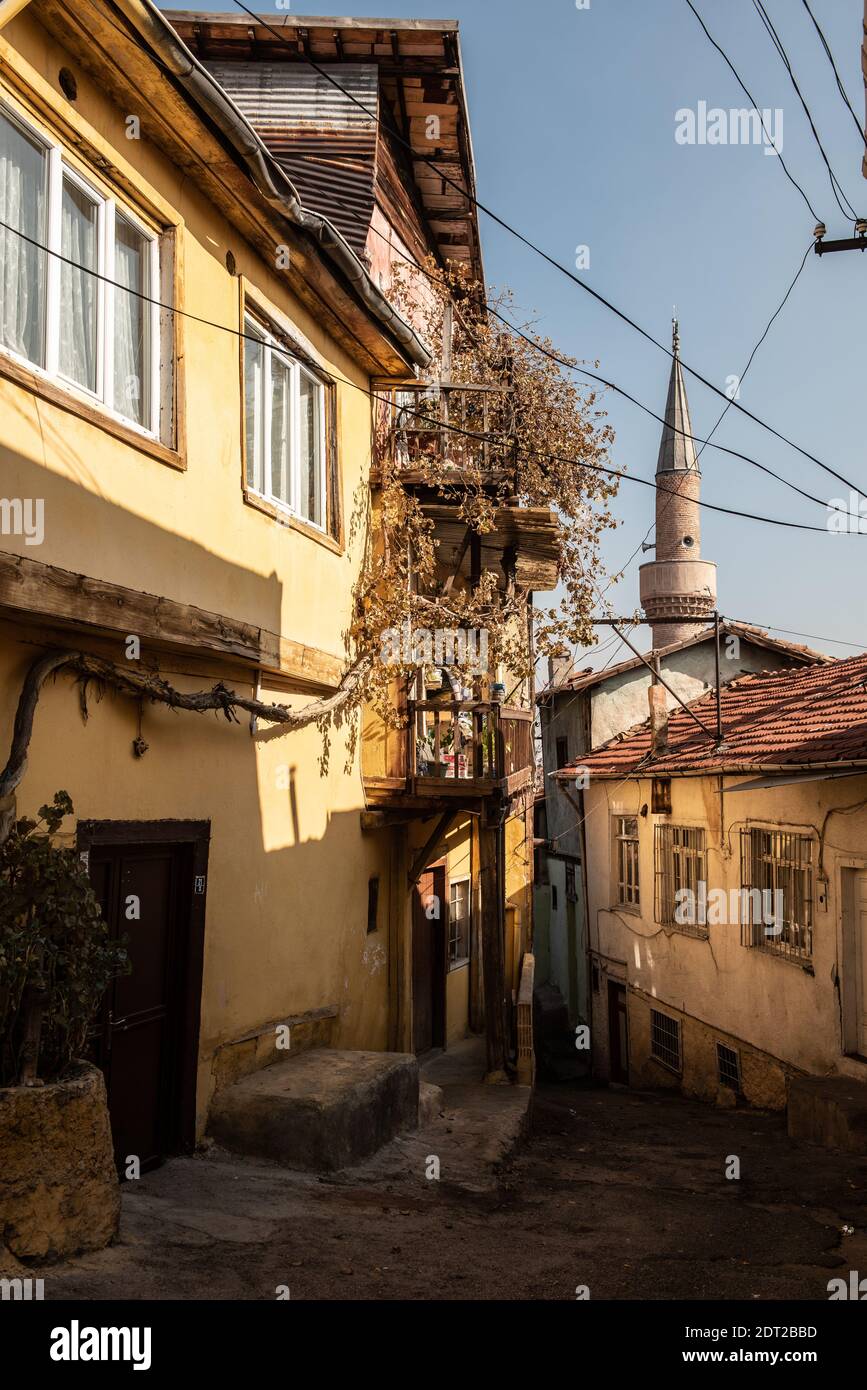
<box><xmin>639</xmin><ymin>320</ymin><xmax>717</xmax><ymax>648</ymax></box>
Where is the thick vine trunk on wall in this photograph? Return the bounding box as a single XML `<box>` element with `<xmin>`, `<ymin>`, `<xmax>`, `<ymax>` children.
<box><xmin>0</xmin><ymin>648</ymin><xmax>368</xmax><ymax>844</ymax></box>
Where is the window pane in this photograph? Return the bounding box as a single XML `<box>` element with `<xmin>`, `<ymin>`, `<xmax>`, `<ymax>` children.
<box><xmin>269</xmin><ymin>353</ymin><xmax>291</xmax><ymax>505</ymax></box>
<box><xmin>114</xmin><ymin>214</ymin><xmax>148</xmax><ymax>426</ymax></box>
<box><xmin>244</xmin><ymin>324</ymin><xmax>264</xmax><ymax>492</ymax></box>
<box><xmin>298</xmin><ymin>369</ymin><xmax>322</xmax><ymax>525</ymax></box>
<box><xmin>0</xmin><ymin>111</ymin><xmax>47</xmax><ymax>365</ymax></box>
<box><xmin>60</xmin><ymin>177</ymin><xmax>98</xmax><ymax>391</ymax></box>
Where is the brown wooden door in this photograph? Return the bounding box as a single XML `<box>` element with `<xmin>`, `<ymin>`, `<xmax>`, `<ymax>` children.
<box><xmin>89</xmin><ymin>841</ymin><xmax>198</xmax><ymax>1174</ymax></box>
<box><xmin>608</xmin><ymin>981</ymin><xmax>629</xmax><ymax>1085</ymax></box>
<box><xmin>412</xmin><ymin>866</ymin><xmax>446</xmax><ymax>1054</ymax></box>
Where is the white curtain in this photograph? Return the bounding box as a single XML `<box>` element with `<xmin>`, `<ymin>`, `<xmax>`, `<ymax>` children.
<box><xmin>0</xmin><ymin>112</ymin><xmax>46</xmax><ymax>364</ymax></box>
<box><xmin>270</xmin><ymin>354</ymin><xmax>291</xmax><ymax>504</ymax></box>
<box><xmin>244</xmin><ymin>329</ymin><xmax>263</xmax><ymax>491</ymax></box>
<box><xmin>114</xmin><ymin>215</ymin><xmax>146</xmax><ymax>425</ymax></box>
<box><xmin>299</xmin><ymin>371</ymin><xmax>321</xmax><ymax>525</ymax></box>
<box><xmin>59</xmin><ymin>177</ymin><xmax>97</xmax><ymax>391</ymax></box>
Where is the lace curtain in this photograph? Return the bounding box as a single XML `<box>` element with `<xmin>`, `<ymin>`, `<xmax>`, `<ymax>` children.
<box><xmin>59</xmin><ymin>178</ymin><xmax>97</xmax><ymax>392</ymax></box>
<box><xmin>114</xmin><ymin>214</ymin><xmax>146</xmax><ymax>426</ymax></box>
<box><xmin>0</xmin><ymin>113</ymin><xmax>46</xmax><ymax>365</ymax></box>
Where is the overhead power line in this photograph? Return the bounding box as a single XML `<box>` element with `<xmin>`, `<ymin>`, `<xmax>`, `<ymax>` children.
<box><xmin>352</xmin><ymin>208</ymin><xmax>837</xmax><ymax>500</ymax></box>
<box><xmin>696</xmin><ymin>242</ymin><xmax>811</xmax><ymax>460</ymax></box>
<box><xmin>611</xmin><ymin>238</ymin><xmax>812</xmax><ymax>588</ymax></box>
<box><xmin>741</xmin><ymin>620</ymin><xmax>867</xmax><ymax>651</ymax></box>
<box><xmin>752</xmin><ymin>0</ymin><xmax>858</xmax><ymax>222</ymax></box>
<box><xmin>682</xmin><ymin>0</ymin><xmax>823</xmax><ymax>222</ymax></box>
<box><xmin>232</xmin><ymin>0</ymin><xmax>857</xmax><ymax>489</ymax></box>
<box><xmin>3</xmin><ymin>214</ymin><xmax>853</xmax><ymax>534</ymax></box>
<box><xmin>800</xmin><ymin>0</ymin><xmax>867</xmax><ymax>156</ymax></box>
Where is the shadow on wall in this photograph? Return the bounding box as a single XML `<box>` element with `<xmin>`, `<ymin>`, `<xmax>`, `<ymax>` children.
<box><xmin>0</xmin><ymin>441</ymin><xmax>391</xmax><ymax>1060</ymax></box>
<box><xmin>0</xmin><ymin>422</ymin><xmax>288</xmax><ymax>635</ymax></box>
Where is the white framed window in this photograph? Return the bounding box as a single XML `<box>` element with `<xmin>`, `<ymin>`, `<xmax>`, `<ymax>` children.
<box><xmin>0</xmin><ymin>97</ymin><xmax>163</xmax><ymax>435</ymax></box>
<box><xmin>448</xmin><ymin>876</ymin><xmax>470</xmax><ymax>969</ymax></box>
<box><xmin>614</xmin><ymin>815</ymin><xmax>640</xmax><ymax>909</ymax></box>
<box><xmin>243</xmin><ymin>313</ymin><xmax>327</xmax><ymax>529</ymax></box>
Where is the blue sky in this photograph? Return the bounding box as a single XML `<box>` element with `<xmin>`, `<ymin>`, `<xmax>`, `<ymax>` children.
<box><xmin>173</xmin><ymin>1</ymin><xmax>867</xmax><ymax>664</ymax></box>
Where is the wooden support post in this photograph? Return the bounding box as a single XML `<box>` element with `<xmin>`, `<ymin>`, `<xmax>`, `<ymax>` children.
<box><xmin>408</xmin><ymin>810</ymin><xmax>454</xmax><ymax>888</ymax></box>
<box><xmin>479</xmin><ymin>818</ymin><xmax>508</xmax><ymax>1081</ymax></box>
<box><xmin>388</xmin><ymin>825</ymin><xmax>410</xmax><ymax>1052</ymax></box>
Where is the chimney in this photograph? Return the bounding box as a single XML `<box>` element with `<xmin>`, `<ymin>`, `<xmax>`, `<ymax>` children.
<box><xmin>648</xmin><ymin>683</ymin><xmax>668</xmax><ymax>756</ymax></box>
<box><xmin>547</xmin><ymin>650</ymin><xmax>573</xmax><ymax>687</ymax></box>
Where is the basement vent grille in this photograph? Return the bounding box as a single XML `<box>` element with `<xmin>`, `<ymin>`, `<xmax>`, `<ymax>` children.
<box><xmin>650</xmin><ymin>1008</ymin><xmax>681</xmax><ymax>1073</ymax></box>
<box><xmin>716</xmin><ymin>1041</ymin><xmax>741</xmax><ymax>1092</ymax></box>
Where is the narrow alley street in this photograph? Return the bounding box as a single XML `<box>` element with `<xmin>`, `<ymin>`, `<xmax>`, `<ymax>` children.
<box><xmin>42</xmin><ymin>1082</ymin><xmax>867</xmax><ymax>1302</ymax></box>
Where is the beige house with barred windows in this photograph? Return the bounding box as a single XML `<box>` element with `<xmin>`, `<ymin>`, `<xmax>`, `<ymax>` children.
<box><xmin>559</xmin><ymin>655</ymin><xmax>867</xmax><ymax>1110</ymax></box>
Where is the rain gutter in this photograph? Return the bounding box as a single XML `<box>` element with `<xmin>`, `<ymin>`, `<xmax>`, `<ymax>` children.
<box><xmin>110</xmin><ymin>0</ymin><xmax>432</xmax><ymax>370</ymax></box>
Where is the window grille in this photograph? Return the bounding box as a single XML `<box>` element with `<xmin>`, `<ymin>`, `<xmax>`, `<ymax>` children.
<box><xmin>739</xmin><ymin>828</ymin><xmax>814</xmax><ymax>963</ymax></box>
<box><xmin>716</xmin><ymin>1041</ymin><xmax>741</xmax><ymax>1092</ymax></box>
<box><xmin>650</xmin><ymin>1008</ymin><xmax>681</xmax><ymax>1072</ymax></box>
<box><xmin>615</xmin><ymin>816</ymin><xmax>640</xmax><ymax>908</ymax></box>
<box><xmin>655</xmin><ymin>824</ymin><xmax>707</xmax><ymax>936</ymax></box>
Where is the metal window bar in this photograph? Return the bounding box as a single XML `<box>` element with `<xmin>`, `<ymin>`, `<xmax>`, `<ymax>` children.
<box><xmin>654</xmin><ymin>824</ymin><xmax>707</xmax><ymax>936</ymax></box>
<box><xmin>616</xmin><ymin>816</ymin><xmax>640</xmax><ymax>908</ymax></box>
<box><xmin>650</xmin><ymin>1008</ymin><xmax>681</xmax><ymax>1072</ymax></box>
<box><xmin>716</xmin><ymin>1041</ymin><xmax>741</xmax><ymax>1092</ymax></box>
<box><xmin>739</xmin><ymin>828</ymin><xmax>814</xmax><ymax>962</ymax></box>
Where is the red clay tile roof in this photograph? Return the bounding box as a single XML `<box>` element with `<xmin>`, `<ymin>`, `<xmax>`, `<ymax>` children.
<box><xmin>555</xmin><ymin>652</ymin><xmax>867</xmax><ymax>779</ymax></box>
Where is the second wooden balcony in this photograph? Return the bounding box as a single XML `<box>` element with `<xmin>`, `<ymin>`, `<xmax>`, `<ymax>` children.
<box><xmin>363</xmin><ymin>699</ymin><xmax>535</xmax><ymax>811</ymax></box>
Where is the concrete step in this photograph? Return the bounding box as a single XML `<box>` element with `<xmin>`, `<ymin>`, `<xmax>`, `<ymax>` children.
<box><xmin>330</xmin><ymin>1039</ymin><xmax>532</xmax><ymax>1194</ymax></box>
<box><xmin>788</xmin><ymin>1075</ymin><xmax>867</xmax><ymax>1153</ymax></box>
<box><xmin>419</xmin><ymin>1081</ymin><xmax>444</xmax><ymax>1127</ymax></box>
<box><xmin>208</xmin><ymin>1049</ymin><xmax>419</xmax><ymax>1172</ymax></box>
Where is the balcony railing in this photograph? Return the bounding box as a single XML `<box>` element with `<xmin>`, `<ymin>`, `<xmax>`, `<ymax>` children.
<box><xmin>409</xmin><ymin>700</ymin><xmax>534</xmax><ymax>796</ymax></box>
<box><xmin>374</xmin><ymin>383</ymin><xmax>515</xmax><ymax>483</ymax></box>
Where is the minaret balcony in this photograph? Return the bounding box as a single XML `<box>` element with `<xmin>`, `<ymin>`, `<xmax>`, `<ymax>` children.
<box><xmin>639</xmin><ymin>558</ymin><xmax>717</xmax><ymax>620</ymax></box>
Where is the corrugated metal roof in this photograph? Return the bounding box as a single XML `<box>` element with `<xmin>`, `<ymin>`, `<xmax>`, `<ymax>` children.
<box><xmin>204</xmin><ymin>61</ymin><xmax>378</xmax><ymax>255</ymax></box>
<box><xmin>168</xmin><ymin>14</ymin><xmax>483</xmax><ymax>281</ymax></box>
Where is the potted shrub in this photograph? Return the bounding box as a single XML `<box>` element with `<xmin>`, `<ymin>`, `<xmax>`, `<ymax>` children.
<box><xmin>0</xmin><ymin>792</ymin><xmax>128</xmax><ymax>1262</ymax></box>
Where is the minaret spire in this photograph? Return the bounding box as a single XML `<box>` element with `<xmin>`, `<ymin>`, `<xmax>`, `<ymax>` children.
<box><xmin>638</xmin><ymin>320</ymin><xmax>717</xmax><ymax>648</ymax></box>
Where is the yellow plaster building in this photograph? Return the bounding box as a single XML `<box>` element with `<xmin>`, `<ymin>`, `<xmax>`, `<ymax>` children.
<box><xmin>0</xmin><ymin>3</ymin><xmax>548</xmax><ymax>1170</ymax></box>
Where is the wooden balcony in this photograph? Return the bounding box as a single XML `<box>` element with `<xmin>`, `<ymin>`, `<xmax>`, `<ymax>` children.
<box><xmin>363</xmin><ymin>699</ymin><xmax>535</xmax><ymax>810</ymax></box>
<box><xmin>372</xmin><ymin>382</ymin><xmax>516</xmax><ymax>489</ymax></box>
<box><xmin>370</xmin><ymin>384</ymin><xmax>561</xmax><ymax>593</ymax></box>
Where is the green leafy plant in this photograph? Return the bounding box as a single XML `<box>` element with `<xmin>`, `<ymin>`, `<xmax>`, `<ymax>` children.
<box><xmin>0</xmin><ymin>791</ymin><xmax>128</xmax><ymax>1087</ymax></box>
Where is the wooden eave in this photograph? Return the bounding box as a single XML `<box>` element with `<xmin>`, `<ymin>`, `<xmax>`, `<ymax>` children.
<box><xmin>23</xmin><ymin>0</ymin><xmax>423</xmax><ymax>377</ymax></box>
<box><xmin>363</xmin><ymin>768</ymin><xmax>532</xmax><ymax>814</ymax></box>
<box><xmin>425</xmin><ymin>504</ymin><xmax>561</xmax><ymax>593</ymax></box>
<box><xmin>0</xmin><ymin>550</ymin><xmax>345</xmax><ymax>693</ymax></box>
